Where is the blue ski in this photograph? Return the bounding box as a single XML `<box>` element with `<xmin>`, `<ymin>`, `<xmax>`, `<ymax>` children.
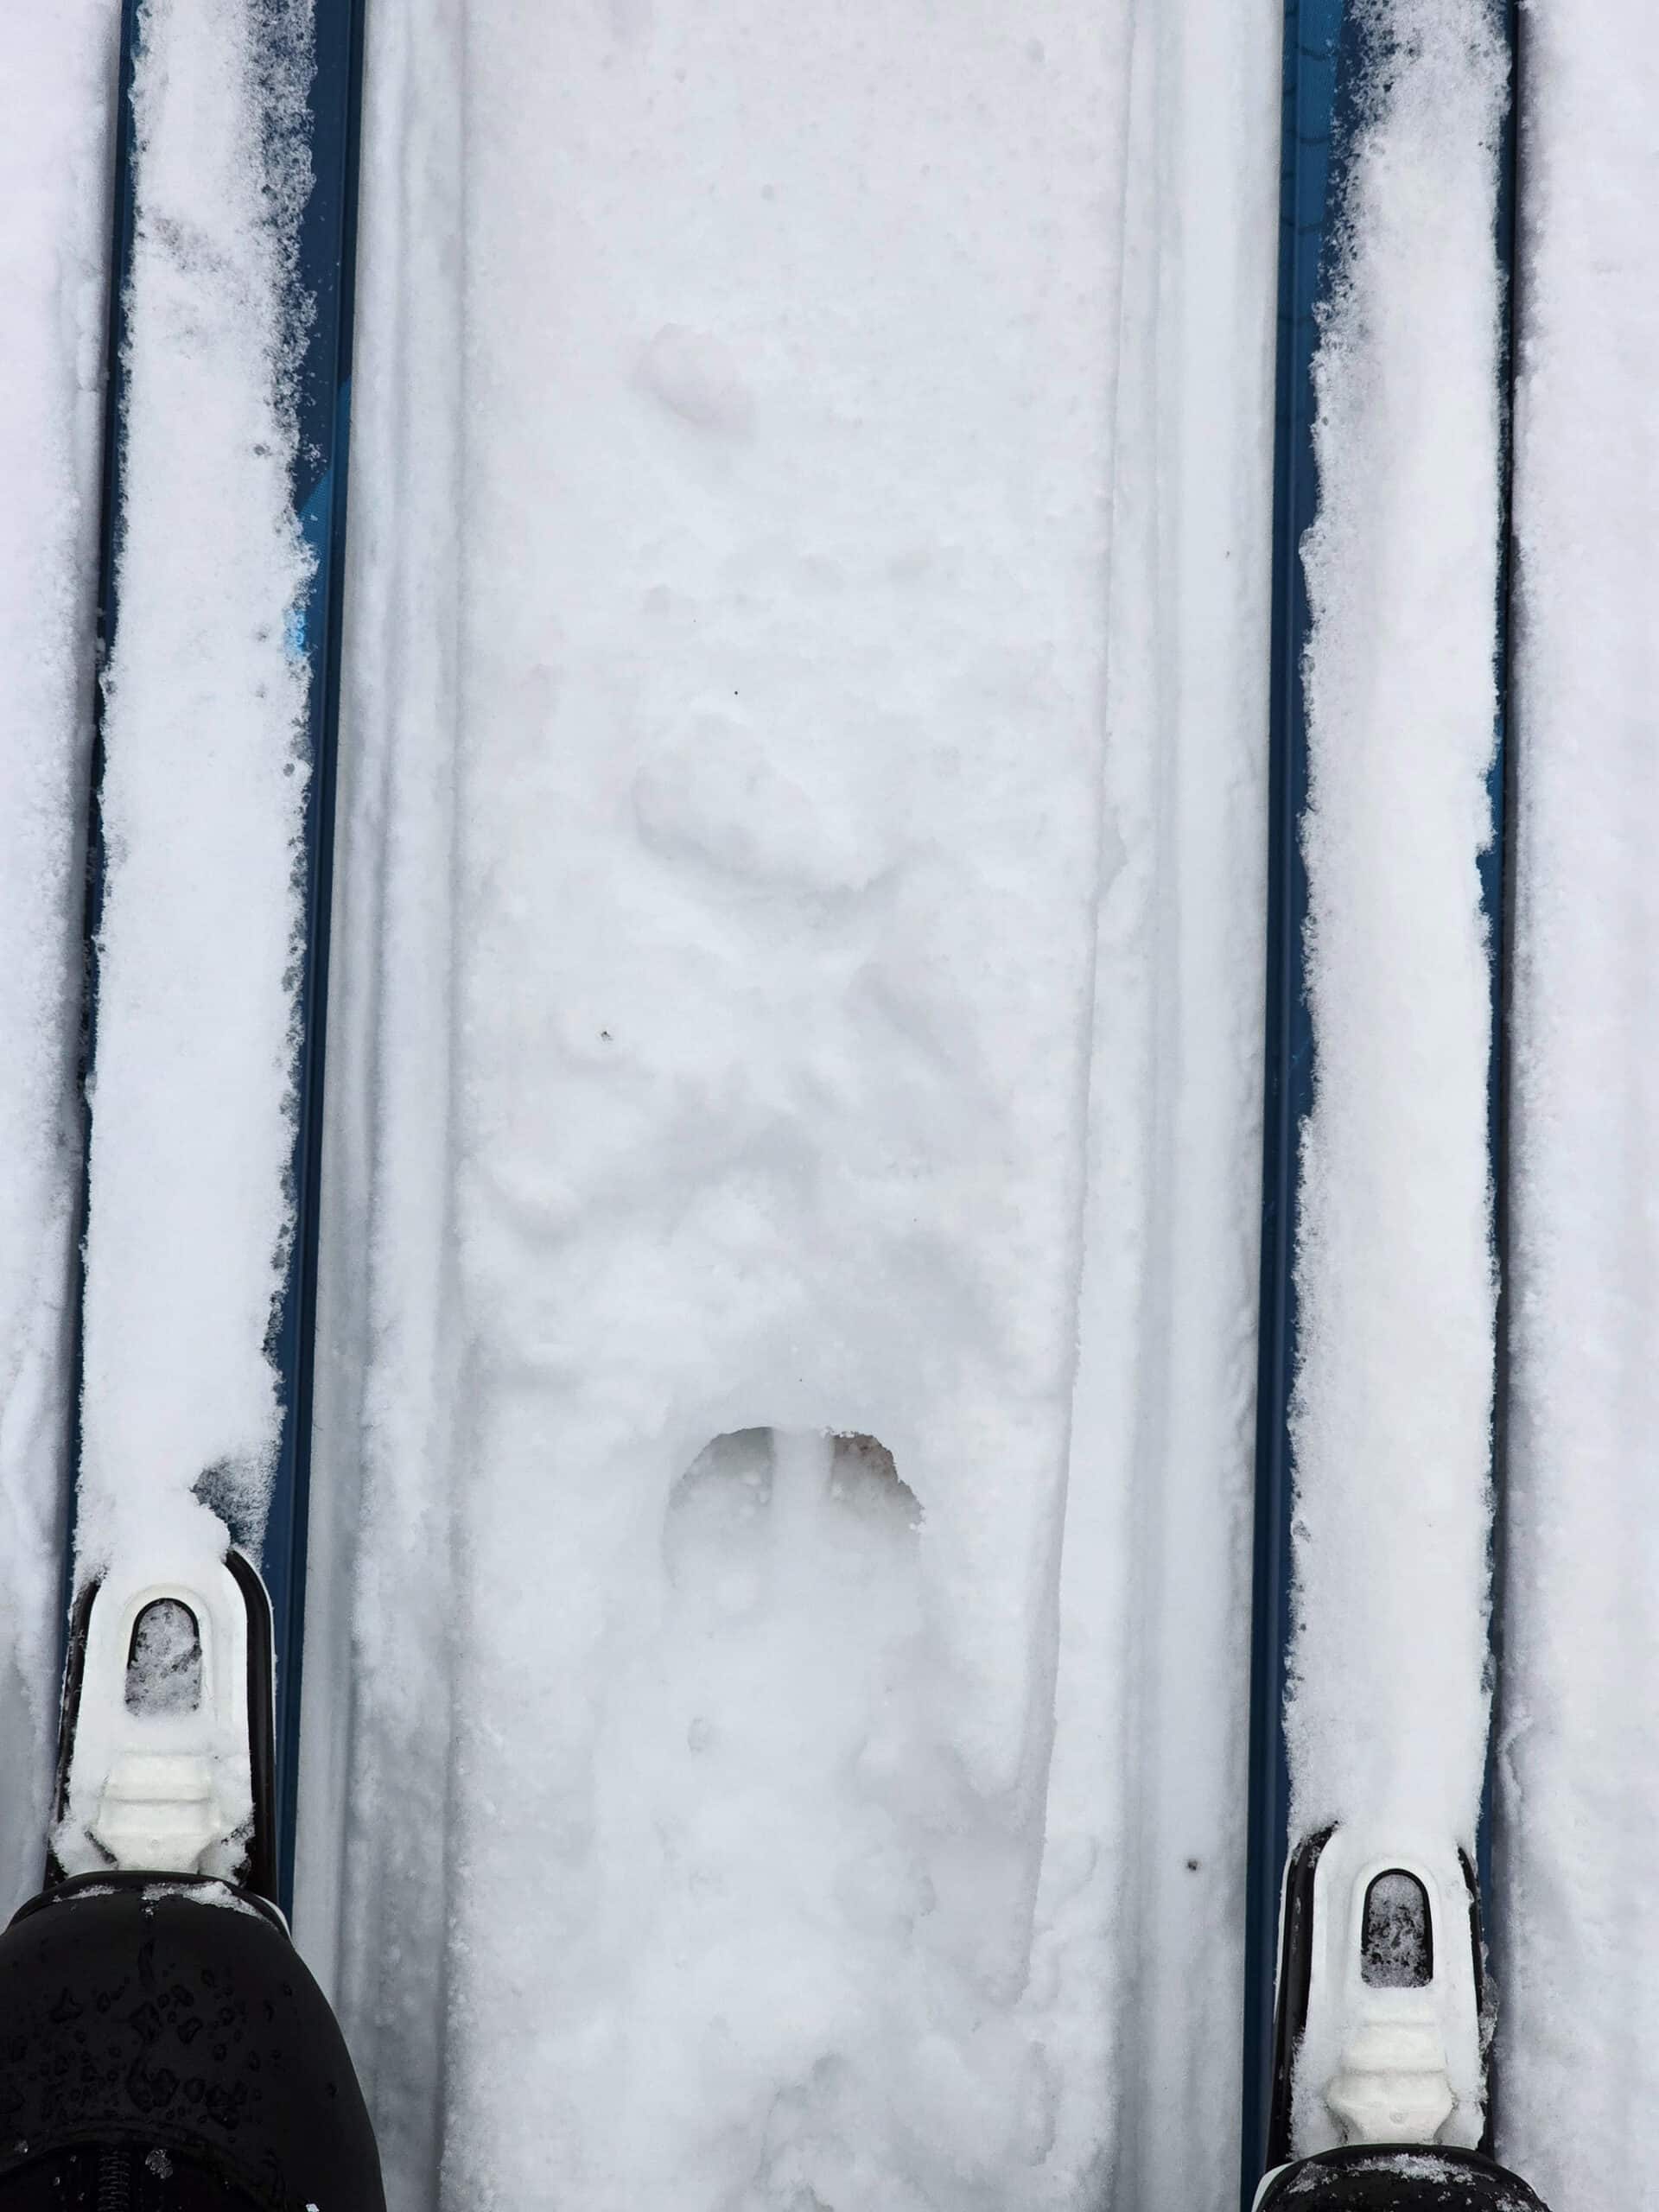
<box><xmin>1242</xmin><ymin>1</ymin><xmax>1519</xmax><ymax>2199</ymax></box>
<box><xmin>73</xmin><ymin>0</ymin><xmax>365</xmax><ymax>1917</ymax></box>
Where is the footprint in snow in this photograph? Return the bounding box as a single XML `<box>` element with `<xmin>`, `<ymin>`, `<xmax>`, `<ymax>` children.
<box><xmin>632</xmin><ymin>714</ymin><xmax>902</xmax><ymax>897</ymax></box>
<box><xmin>660</xmin><ymin>1425</ymin><xmax>936</xmax><ymax>1954</ymax></box>
<box><xmin>639</xmin><ymin>323</ymin><xmax>755</xmax><ymax>437</ymax></box>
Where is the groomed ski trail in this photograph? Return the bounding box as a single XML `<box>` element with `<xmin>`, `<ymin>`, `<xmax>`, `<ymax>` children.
<box><xmin>305</xmin><ymin>1</ymin><xmax>1275</xmax><ymax>2208</ymax></box>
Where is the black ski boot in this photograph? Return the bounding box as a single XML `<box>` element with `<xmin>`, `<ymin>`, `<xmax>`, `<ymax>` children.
<box><xmin>0</xmin><ymin>1551</ymin><xmax>385</xmax><ymax>2211</ymax></box>
<box><xmin>1257</xmin><ymin>2142</ymin><xmax>1549</xmax><ymax>2209</ymax></box>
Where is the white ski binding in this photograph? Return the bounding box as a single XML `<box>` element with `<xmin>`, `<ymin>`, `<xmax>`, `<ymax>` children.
<box><xmin>1252</xmin><ymin>1826</ymin><xmax>1552</xmax><ymax>2210</ymax></box>
<box><xmin>48</xmin><ymin>1547</ymin><xmax>277</xmax><ymax>1904</ymax></box>
<box><xmin>1296</xmin><ymin>1828</ymin><xmax>1485</xmax><ymax>2153</ymax></box>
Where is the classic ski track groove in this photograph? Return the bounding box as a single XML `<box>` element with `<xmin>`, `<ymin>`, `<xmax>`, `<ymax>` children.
<box><xmin>317</xmin><ymin>0</ymin><xmax>1274</xmax><ymax>2202</ymax></box>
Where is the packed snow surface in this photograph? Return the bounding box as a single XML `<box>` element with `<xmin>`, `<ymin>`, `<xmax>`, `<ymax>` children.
<box><xmin>1499</xmin><ymin>5</ymin><xmax>1659</xmax><ymax>2206</ymax></box>
<box><xmin>306</xmin><ymin>1</ymin><xmax>1273</xmax><ymax>2208</ymax></box>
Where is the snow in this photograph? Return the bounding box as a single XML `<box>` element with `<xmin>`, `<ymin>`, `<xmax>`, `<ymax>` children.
<box><xmin>3</xmin><ymin>1</ymin><xmax>1650</xmax><ymax>2210</ymax></box>
<box><xmin>334</xmin><ymin>0</ymin><xmax>1135</xmax><ymax>2196</ymax></box>
<box><xmin>123</xmin><ymin>1593</ymin><xmax>202</xmax><ymax>1714</ymax></box>
<box><xmin>1054</xmin><ymin>2</ymin><xmax>1277</xmax><ymax>2196</ymax></box>
<box><xmin>296</xmin><ymin>0</ymin><xmax>467</xmax><ymax>2179</ymax></box>
<box><xmin>150</xmin><ymin>1878</ymin><xmax>271</xmax><ymax>1920</ymax></box>
<box><xmin>308</xmin><ymin>0</ymin><xmax>1273</xmax><ymax>2205</ymax></box>
<box><xmin>1498</xmin><ymin>5</ymin><xmax>1659</xmax><ymax>2206</ymax></box>
<box><xmin>1286</xmin><ymin>1</ymin><xmax>1510</xmax><ymax>1851</ymax></box>
<box><xmin>77</xmin><ymin>0</ymin><xmax>315</xmax><ymax>1575</ymax></box>
<box><xmin>0</xmin><ymin>3</ymin><xmax>116</xmax><ymax>1905</ymax></box>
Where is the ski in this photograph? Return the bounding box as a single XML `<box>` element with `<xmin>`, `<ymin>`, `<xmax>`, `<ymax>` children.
<box><xmin>1245</xmin><ymin>0</ymin><xmax>1521</xmax><ymax>2200</ymax></box>
<box><xmin>71</xmin><ymin>0</ymin><xmax>365</xmax><ymax>1917</ymax></box>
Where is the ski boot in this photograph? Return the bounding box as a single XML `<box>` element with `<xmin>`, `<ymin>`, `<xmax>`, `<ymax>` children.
<box><xmin>1254</xmin><ymin>1827</ymin><xmax>1551</xmax><ymax>2211</ymax></box>
<box><xmin>0</xmin><ymin>1548</ymin><xmax>385</xmax><ymax>2210</ymax></box>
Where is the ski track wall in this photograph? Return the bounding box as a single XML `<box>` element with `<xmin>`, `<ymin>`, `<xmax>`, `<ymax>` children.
<box><xmin>1087</xmin><ymin>3</ymin><xmax>1275</xmax><ymax>2203</ymax></box>
<box><xmin>309</xmin><ymin>1</ymin><xmax>1274</xmax><ymax>2208</ymax></box>
<box><xmin>0</xmin><ymin>3</ymin><xmax>117</xmax><ymax>1909</ymax></box>
<box><xmin>1499</xmin><ymin>4</ymin><xmax>1659</xmax><ymax>2205</ymax></box>
<box><xmin>300</xmin><ymin>0</ymin><xmax>467</xmax><ymax>2190</ymax></box>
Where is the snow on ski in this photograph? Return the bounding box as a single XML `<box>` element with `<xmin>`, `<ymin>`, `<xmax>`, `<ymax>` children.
<box><xmin>72</xmin><ymin>0</ymin><xmax>363</xmax><ymax>1916</ymax></box>
<box><xmin>1245</xmin><ymin>0</ymin><xmax>1517</xmax><ymax>2199</ymax></box>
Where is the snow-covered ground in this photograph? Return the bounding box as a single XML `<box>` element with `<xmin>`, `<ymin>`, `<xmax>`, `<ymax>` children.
<box><xmin>1498</xmin><ymin>6</ymin><xmax>1659</xmax><ymax>2205</ymax></box>
<box><xmin>308</xmin><ymin>3</ymin><xmax>1273</xmax><ymax>2205</ymax></box>
<box><xmin>0</xmin><ymin>3</ymin><xmax>114</xmax><ymax>1909</ymax></box>
<box><xmin>2</xmin><ymin>3</ymin><xmax>1654</xmax><ymax>2211</ymax></box>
